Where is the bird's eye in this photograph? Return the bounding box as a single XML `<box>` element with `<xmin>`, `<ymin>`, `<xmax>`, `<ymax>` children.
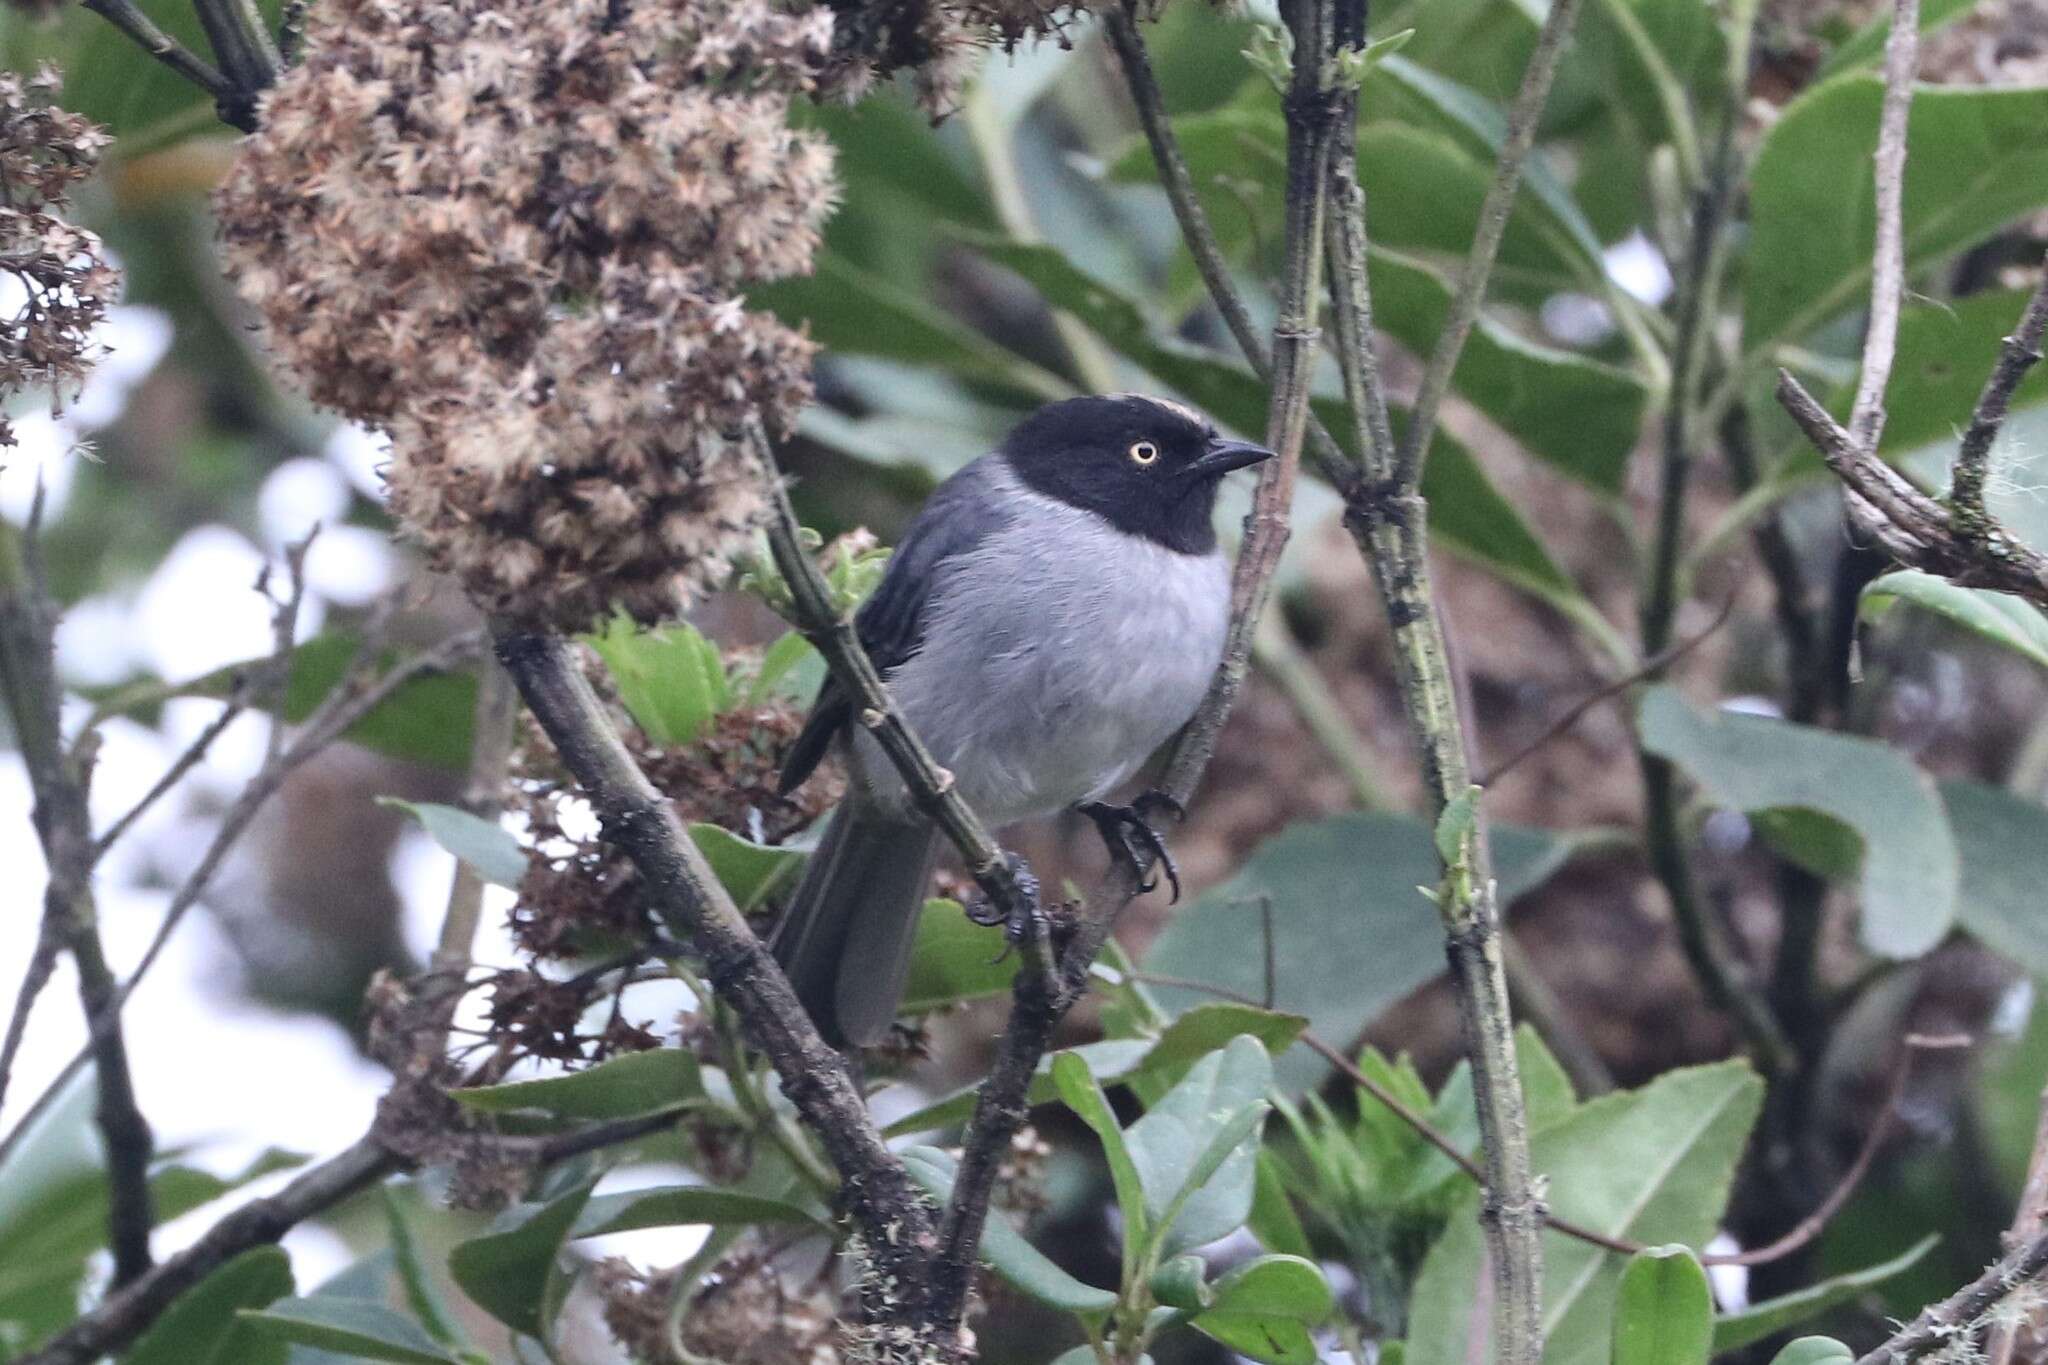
<box><xmin>1128</xmin><ymin>440</ymin><xmax>1160</xmax><ymax>466</ymax></box>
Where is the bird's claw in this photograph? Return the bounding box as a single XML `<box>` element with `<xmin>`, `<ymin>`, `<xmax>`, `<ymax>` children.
<box><xmin>1078</xmin><ymin>793</ymin><xmax>1184</xmax><ymax>903</ymax></box>
<box><xmin>965</xmin><ymin>852</ymin><xmax>1045</xmax><ymax>956</ymax></box>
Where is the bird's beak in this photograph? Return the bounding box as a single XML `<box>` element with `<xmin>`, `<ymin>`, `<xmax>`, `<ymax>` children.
<box><xmin>1184</xmin><ymin>436</ymin><xmax>1275</xmax><ymax>479</ymax></box>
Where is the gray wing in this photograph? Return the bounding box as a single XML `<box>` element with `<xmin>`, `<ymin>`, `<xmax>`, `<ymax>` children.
<box><xmin>777</xmin><ymin>455</ymin><xmax>1014</xmax><ymax>794</ymax></box>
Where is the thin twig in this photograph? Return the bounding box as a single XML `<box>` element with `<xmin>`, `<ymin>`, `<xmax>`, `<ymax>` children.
<box><xmin>1848</xmin><ymin>0</ymin><xmax>1922</xmax><ymax>453</ymax></box>
<box><xmin>0</xmin><ymin>516</ymin><xmax>157</xmax><ymax>1287</ymax></box>
<box><xmin>1389</xmin><ymin>0</ymin><xmax>1587</xmax><ymax>489</ymax></box>
<box><xmin>92</xmin><ymin>538</ymin><xmax>312</xmax><ymax>862</ymax></box>
<box><xmin>1478</xmin><ymin>591</ymin><xmax>1737</xmax><ymax>786</ymax></box>
<box><xmin>435</xmin><ymin>658</ymin><xmax>519</xmax><ymax>973</ymax></box>
<box><xmin>1949</xmin><ymin>256</ymin><xmax>2048</xmax><ymax>538</ymax></box>
<box><xmin>1778</xmin><ymin>370</ymin><xmax>2048</xmax><ymax>605</ymax></box>
<box><xmin>1857</xmin><ymin>1226</ymin><xmax>2048</xmax><ymax>1365</ymax></box>
<box><xmin>189</xmin><ymin>0</ymin><xmax>282</xmax><ymax>129</ymax></box>
<box><xmin>78</xmin><ymin>0</ymin><xmax>235</xmax><ymax>107</ymax></box>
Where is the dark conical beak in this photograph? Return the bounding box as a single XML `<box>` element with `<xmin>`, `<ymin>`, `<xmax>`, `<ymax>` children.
<box><xmin>1184</xmin><ymin>436</ymin><xmax>1275</xmax><ymax>480</ymax></box>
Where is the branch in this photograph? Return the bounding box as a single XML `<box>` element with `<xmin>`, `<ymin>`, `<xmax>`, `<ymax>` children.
<box><xmin>189</xmin><ymin>0</ymin><xmax>281</xmax><ymax>129</ymax></box>
<box><xmin>1777</xmin><ymin>369</ymin><xmax>2048</xmax><ymax>605</ymax></box>
<box><xmin>486</xmin><ymin>628</ymin><xmax>945</xmax><ymax>1335</ymax></box>
<box><xmin>1388</xmin><ymin>0</ymin><xmax>1586</xmax><ymax>489</ymax></box>
<box><xmin>1988</xmin><ymin>1074</ymin><xmax>2048</xmax><ymax>1365</ymax></box>
<box><xmin>1949</xmin><ymin>256</ymin><xmax>2048</xmax><ymax>537</ymax></box>
<box><xmin>1857</xmin><ymin>1227</ymin><xmax>2048</xmax><ymax>1365</ymax></box>
<box><xmin>78</xmin><ymin>0</ymin><xmax>234</xmax><ymax>108</ymax></box>
<box><xmin>435</xmin><ymin>657</ymin><xmax>519</xmax><ymax>974</ymax></box>
<box><xmin>0</xmin><ymin>515</ymin><xmax>157</xmax><ymax>1288</ymax></box>
<box><xmin>1848</xmin><ymin>0</ymin><xmax>1921</xmax><ymax>453</ymax></box>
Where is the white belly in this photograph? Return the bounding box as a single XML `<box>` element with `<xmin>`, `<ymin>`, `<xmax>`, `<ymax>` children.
<box><xmin>848</xmin><ymin>487</ymin><xmax>1231</xmax><ymax>827</ymax></box>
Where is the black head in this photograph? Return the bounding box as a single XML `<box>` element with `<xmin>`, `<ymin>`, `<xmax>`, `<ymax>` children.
<box><xmin>997</xmin><ymin>394</ymin><xmax>1273</xmax><ymax>554</ymax></box>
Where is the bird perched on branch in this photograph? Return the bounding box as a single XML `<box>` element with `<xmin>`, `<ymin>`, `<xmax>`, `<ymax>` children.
<box><xmin>774</xmin><ymin>393</ymin><xmax>1273</xmax><ymax>1046</ymax></box>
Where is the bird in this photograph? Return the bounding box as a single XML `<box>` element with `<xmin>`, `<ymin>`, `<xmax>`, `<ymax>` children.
<box><xmin>772</xmin><ymin>393</ymin><xmax>1274</xmax><ymax>1047</ymax></box>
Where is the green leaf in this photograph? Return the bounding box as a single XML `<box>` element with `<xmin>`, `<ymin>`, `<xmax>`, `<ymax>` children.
<box><xmin>1126</xmin><ymin>1036</ymin><xmax>1272</xmax><ymax>1255</ymax></box>
<box><xmin>1405</xmin><ymin>1060</ymin><xmax>1764</xmax><ymax>1365</ymax></box>
<box><xmin>239</xmin><ymin>1298</ymin><xmax>460</xmax><ymax>1365</ymax></box>
<box><xmin>1711</xmin><ymin>1236</ymin><xmax>1935</xmax><ymax>1353</ymax></box>
<box><xmin>1143</xmin><ymin>812</ymin><xmax>1568</xmax><ymax>1092</ymax></box>
<box><xmin>1610</xmin><ymin>1246</ymin><xmax>1712</xmax><ymax>1365</ymax></box>
<box><xmin>752</xmin><ymin>253</ymin><xmax>1065</xmax><ymax>404</ymax></box>
<box><xmin>746</xmin><ymin>632</ymin><xmax>818</xmax><ymax>704</ymax></box>
<box><xmin>382</xmin><ymin>1188</ymin><xmax>469</xmax><ymax>1353</ymax></box>
<box><xmin>572</xmin><ymin>1186</ymin><xmax>829</xmax><ymax>1240</ymax></box>
<box><xmin>884</xmin><ymin>1039</ymin><xmax>1152</xmax><ymax>1137</ymax></box>
<box><xmin>1362</xmin><ymin>56</ymin><xmax>1606</xmax><ymax>275</ymax></box>
<box><xmin>447</xmin><ymin>1178</ymin><xmax>596</xmax><ymax>1340</ymax></box>
<box><xmin>585</xmin><ymin>617</ymin><xmax>729</xmax><ymax>746</ymax></box>
<box><xmin>1746</xmin><ymin>78</ymin><xmax>2048</xmax><ymax>350</ymax></box>
<box><xmin>1150</xmin><ymin>1254</ymin><xmax>1213</xmax><ymax>1311</ymax></box>
<box><xmin>1364</xmin><ymin>250</ymin><xmax>1646</xmax><ymax>493</ymax></box>
<box><xmin>1875</xmin><ymin>288</ymin><xmax>2048</xmax><ymax>456</ymax></box>
<box><xmin>1133</xmin><ymin>1003</ymin><xmax>1308</xmax><ymax>1095</ymax></box>
<box><xmin>377</xmin><ymin>800</ymin><xmax>525</xmax><ymax>888</ymax></box>
<box><xmin>1940</xmin><ymin>782</ymin><xmax>2048</xmax><ymax>978</ymax></box>
<box><xmin>1435</xmin><ymin>784</ymin><xmax>1481</xmax><ymax>864</ymax></box>
<box><xmin>690</xmin><ymin>824</ymin><xmax>802</xmax><ymax>911</ymax></box>
<box><xmin>122</xmin><ymin>1246</ymin><xmax>293</xmax><ymax>1365</ymax></box>
<box><xmin>1053</xmin><ymin>1051</ymin><xmax>1152</xmax><ymax>1255</ymax></box>
<box><xmin>900</xmin><ymin>899</ymin><xmax>1017</xmax><ymax>1014</ymax></box>
<box><xmin>1768</xmin><ymin>1340</ymin><xmax>1854</xmax><ymax>1365</ymax></box>
<box><xmin>1247</xmin><ymin>1149</ymin><xmax>1314</xmax><ymax>1259</ymax></box>
<box><xmin>1862</xmin><ymin>571</ymin><xmax>2048</xmax><ymax>671</ymax></box>
<box><xmin>1188</xmin><ymin>1256</ymin><xmax>1331</xmax><ymax>1365</ymax></box>
<box><xmin>1637</xmin><ymin>685</ymin><xmax>1959</xmax><ymax>959</ymax></box>
<box><xmin>453</xmin><ymin>1050</ymin><xmax>701</xmax><ymax>1121</ymax></box>
<box><xmin>0</xmin><ymin>1068</ymin><xmax>110</xmax><ymax>1341</ymax></box>
<box><xmin>89</xmin><ymin>633</ymin><xmax>479</xmax><ymax>771</ymax></box>
<box><xmin>899</xmin><ymin>1146</ymin><xmax>1117</xmax><ymax>1315</ymax></box>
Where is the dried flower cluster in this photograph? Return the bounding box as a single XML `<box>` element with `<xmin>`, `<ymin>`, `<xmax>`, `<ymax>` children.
<box><xmin>509</xmin><ymin>659</ymin><xmax>830</xmax><ymax>959</ymax></box>
<box><xmin>596</xmin><ymin>1254</ymin><xmax>840</xmax><ymax>1365</ymax></box>
<box><xmin>217</xmin><ymin>0</ymin><xmax>841</xmax><ymax>630</ymax></box>
<box><xmin>0</xmin><ymin>66</ymin><xmax>115</xmax><ymax>450</ymax></box>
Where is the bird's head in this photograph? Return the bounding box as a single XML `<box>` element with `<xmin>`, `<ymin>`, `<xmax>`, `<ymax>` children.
<box><xmin>998</xmin><ymin>393</ymin><xmax>1274</xmax><ymax>554</ymax></box>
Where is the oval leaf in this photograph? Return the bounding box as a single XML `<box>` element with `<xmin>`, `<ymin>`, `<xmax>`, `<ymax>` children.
<box><xmin>378</xmin><ymin>800</ymin><xmax>526</xmax><ymax>888</ymax></box>
<box><xmin>238</xmin><ymin>1298</ymin><xmax>458</xmax><ymax>1365</ymax></box>
<box><xmin>447</xmin><ymin>1178</ymin><xmax>596</xmax><ymax>1339</ymax></box>
<box><xmin>1203</xmin><ymin>1254</ymin><xmax>1333</xmax><ymax>1322</ymax></box>
<box><xmin>123</xmin><ymin>1246</ymin><xmax>293</xmax><ymax>1365</ymax></box>
<box><xmin>1612</xmin><ymin>1246</ymin><xmax>1712</xmax><ymax>1365</ymax></box>
<box><xmin>899</xmin><ymin>1146</ymin><xmax>1116</xmax><ymax>1315</ymax></box>
<box><xmin>453</xmin><ymin>1050</ymin><xmax>700</xmax><ymax>1121</ymax></box>
<box><xmin>690</xmin><ymin>824</ymin><xmax>802</xmax><ymax>911</ymax></box>
<box><xmin>1637</xmin><ymin>685</ymin><xmax>1959</xmax><ymax>958</ymax></box>
<box><xmin>1769</xmin><ymin>1340</ymin><xmax>1855</xmax><ymax>1365</ymax></box>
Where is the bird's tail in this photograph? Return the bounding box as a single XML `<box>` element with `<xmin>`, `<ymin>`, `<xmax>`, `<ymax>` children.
<box><xmin>771</xmin><ymin>805</ymin><xmax>940</xmax><ymax>1048</ymax></box>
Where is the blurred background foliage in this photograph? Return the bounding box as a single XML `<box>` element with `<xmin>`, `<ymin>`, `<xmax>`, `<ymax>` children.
<box><xmin>2</xmin><ymin>0</ymin><xmax>2048</xmax><ymax>1360</ymax></box>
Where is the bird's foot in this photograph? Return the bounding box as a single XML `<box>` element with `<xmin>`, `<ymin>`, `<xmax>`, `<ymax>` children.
<box><xmin>964</xmin><ymin>852</ymin><xmax>1045</xmax><ymax>948</ymax></box>
<box><xmin>1078</xmin><ymin>790</ymin><xmax>1185</xmax><ymax>902</ymax></box>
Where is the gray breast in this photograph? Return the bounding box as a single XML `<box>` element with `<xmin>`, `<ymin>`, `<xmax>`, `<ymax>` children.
<box><xmin>848</xmin><ymin>469</ymin><xmax>1230</xmax><ymax>827</ymax></box>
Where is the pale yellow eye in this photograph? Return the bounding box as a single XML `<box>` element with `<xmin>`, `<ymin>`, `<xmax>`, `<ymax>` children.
<box><xmin>1129</xmin><ymin>440</ymin><xmax>1160</xmax><ymax>466</ymax></box>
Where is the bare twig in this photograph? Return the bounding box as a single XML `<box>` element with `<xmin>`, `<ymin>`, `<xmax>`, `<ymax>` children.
<box><xmin>1389</xmin><ymin>0</ymin><xmax>1587</xmax><ymax>489</ymax></box>
<box><xmin>92</xmin><ymin>538</ymin><xmax>312</xmax><ymax>862</ymax></box>
<box><xmin>189</xmin><ymin>0</ymin><xmax>281</xmax><ymax>129</ymax></box>
<box><xmin>1478</xmin><ymin>591</ymin><xmax>1737</xmax><ymax>786</ymax></box>
<box><xmin>1778</xmin><ymin>370</ymin><xmax>2048</xmax><ymax>605</ymax></box>
<box><xmin>78</xmin><ymin>0</ymin><xmax>236</xmax><ymax>109</ymax></box>
<box><xmin>1848</xmin><ymin>0</ymin><xmax>1921</xmax><ymax>453</ymax></box>
<box><xmin>435</xmin><ymin>658</ymin><xmax>518</xmax><ymax>974</ymax></box>
<box><xmin>0</xmin><ymin>517</ymin><xmax>157</xmax><ymax>1287</ymax></box>
<box><xmin>1858</xmin><ymin>1226</ymin><xmax>2048</xmax><ymax>1365</ymax></box>
<box><xmin>1949</xmin><ymin>257</ymin><xmax>2048</xmax><ymax>539</ymax></box>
